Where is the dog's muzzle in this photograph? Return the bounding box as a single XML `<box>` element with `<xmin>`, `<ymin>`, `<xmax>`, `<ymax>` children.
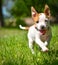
<box><xmin>41</xmin><ymin>25</ymin><xmax>45</xmax><ymax>30</ymax></box>
<box><xmin>35</xmin><ymin>27</ymin><xmax>47</xmax><ymax>35</ymax></box>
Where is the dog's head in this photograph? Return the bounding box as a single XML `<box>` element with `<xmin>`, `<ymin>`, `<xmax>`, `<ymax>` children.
<box><xmin>31</xmin><ymin>4</ymin><xmax>51</xmax><ymax>35</ymax></box>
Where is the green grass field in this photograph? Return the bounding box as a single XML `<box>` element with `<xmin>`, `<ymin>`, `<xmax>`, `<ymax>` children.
<box><xmin>0</xmin><ymin>25</ymin><xmax>58</xmax><ymax>65</ymax></box>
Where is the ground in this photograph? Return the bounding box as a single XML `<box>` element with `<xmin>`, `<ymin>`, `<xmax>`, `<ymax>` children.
<box><xmin>0</xmin><ymin>25</ymin><xmax>58</xmax><ymax>65</ymax></box>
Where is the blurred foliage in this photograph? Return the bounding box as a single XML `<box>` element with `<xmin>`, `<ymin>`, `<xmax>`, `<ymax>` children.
<box><xmin>16</xmin><ymin>18</ymin><xmax>27</xmax><ymax>27</ymax></box>
<box><xmin>11</xmin><ymin>0</ymin><xmax>58</xmax><ymax>17</ymax></box>
<box><xmin>10</xmin><ymin>0</ymin><xmax>58</xmax><ymax>27</ymax></box>
<box><xmin>4</xmin><ymin>18</ymin><xmax>27</xmax><ymax>28</ymax></box>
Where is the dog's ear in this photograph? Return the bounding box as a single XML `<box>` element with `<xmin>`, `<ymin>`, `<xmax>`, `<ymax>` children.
<box><xmin>44</xmin><ymin>4</ymin><xmax>51</xmax><ymax>18</ymax></box>
<box><xmin>31</xmin><ymin>6</ymin><xmax>39</xmax><ymax>22</ymax></box>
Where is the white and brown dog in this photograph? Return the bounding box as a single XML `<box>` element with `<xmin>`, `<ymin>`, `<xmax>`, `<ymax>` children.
<box><xmin>19</xmin><ymin>5</ymin><xmax>52</xmax><ymax>54</ymax></box>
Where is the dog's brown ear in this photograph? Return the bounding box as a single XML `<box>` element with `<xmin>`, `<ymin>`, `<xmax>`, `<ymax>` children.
<box><xmin>44</xmin><ymin>4</ymin><xmax>51</xmax><ymax>18</ymax></box>
<box><xmin>31</xmin><ymin>6</ymin><xmax>39</xmax><ymax>22</ymax></box>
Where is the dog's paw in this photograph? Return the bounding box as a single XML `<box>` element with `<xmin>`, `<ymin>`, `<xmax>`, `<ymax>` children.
<box><xmin>41</xmin><ymin>48</ymin><xmax>49</xmax><ymax>52</ymax></box>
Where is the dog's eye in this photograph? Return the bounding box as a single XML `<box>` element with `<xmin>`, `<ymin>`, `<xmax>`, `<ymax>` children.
<box><xmin>45</xmin><ymin>20</ymin><xmax>48</xmax><ymax>22</ymax></box>
<box><xmin>36</xmin><ymin>21</ymin><xmax>39</xmax><ymax>23</ymax></box>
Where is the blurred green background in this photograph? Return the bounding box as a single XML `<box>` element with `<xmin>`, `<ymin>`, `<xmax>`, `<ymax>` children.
<box><xmin>0</xmin><ymin>0</ymin><xmax>58</xmax><ymax>27</ymax></box>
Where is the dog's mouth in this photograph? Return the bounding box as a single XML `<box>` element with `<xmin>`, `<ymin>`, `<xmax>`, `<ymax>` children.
<box><xmin>39</xmin><ymin>26</ymin><xmax>50</xmax><ymax>35</ymax></box>
<box><xmin>39</xmin><ymin>29</ymin><xmax>46</xmax><ymax>35</ymax></box>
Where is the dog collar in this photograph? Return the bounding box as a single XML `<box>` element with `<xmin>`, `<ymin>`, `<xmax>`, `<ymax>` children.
<box><xmin>35</xmin><ymin>27</ymin><xmax>46</xmax><ymax>35</ymax></box>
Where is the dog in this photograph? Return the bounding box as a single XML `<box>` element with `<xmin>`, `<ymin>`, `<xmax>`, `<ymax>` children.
<box><xmin>19</xmin><ymin>5</ymin><xmax>52</xmax><ymax>54</ymax></box>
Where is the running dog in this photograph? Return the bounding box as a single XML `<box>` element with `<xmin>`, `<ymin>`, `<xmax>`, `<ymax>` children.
<box><xmin>19</xmin><ymin>5</ymin><xmax>52</xmax><ymax>54</ymax></box>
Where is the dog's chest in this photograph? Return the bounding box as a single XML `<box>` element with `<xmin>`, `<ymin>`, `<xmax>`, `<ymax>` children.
<box><xmin>40</xmin><ymin>34</ymin><xmax>48</xmax><ymax>42</ymax></box>
<box><xmin>40</xmin><ymin>30</ymin><xmax>50</xmax><ymax>42</ymax></box>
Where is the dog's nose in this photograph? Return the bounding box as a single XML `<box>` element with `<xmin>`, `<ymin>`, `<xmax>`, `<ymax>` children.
<box><xmin>41</xmin><ymin>26</ymin><xmax>45</xmax><ymax>29</ymax></box>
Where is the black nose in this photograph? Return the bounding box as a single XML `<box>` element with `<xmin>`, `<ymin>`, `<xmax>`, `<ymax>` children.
<box><xmin>41</xmin><ymin>26</ymin><xmax>45</xmax><ymax>29</ymax></box>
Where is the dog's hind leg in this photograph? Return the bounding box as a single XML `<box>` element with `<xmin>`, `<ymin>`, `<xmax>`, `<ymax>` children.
<box><xmin>28</xmin><ymin>39</ymin><xmax>35</xmax><ymax>54</ymax></box>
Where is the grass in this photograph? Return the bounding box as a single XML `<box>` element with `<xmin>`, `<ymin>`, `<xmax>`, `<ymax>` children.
<box><xmin>0</xmin><ymin>25</ymin><xmax>58</xmax><ymax>65</ymax></box>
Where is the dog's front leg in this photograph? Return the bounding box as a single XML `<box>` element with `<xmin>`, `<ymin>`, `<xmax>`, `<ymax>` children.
<box><xmin>35</xmin><ymin>38</ymin><xmax>48</xmax><ymax>52</ymax></box>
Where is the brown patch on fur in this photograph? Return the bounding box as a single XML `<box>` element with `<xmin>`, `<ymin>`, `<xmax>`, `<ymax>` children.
<box><xmin>32</xmin><ymin>14</ymin><xmax>39</xmax><ymax>23</ymax></box>
<box><xmin>25</xmin><ymin>27</ymin><xmax>29</xmax><ymax>30</ymax></box>
<box><xmin>31</xmin><ymin>5</ymin><xmax>51</xmax><ymax>23</ymax></box>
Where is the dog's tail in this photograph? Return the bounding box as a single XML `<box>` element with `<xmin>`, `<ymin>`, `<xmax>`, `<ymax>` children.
<box><xmin>19</xmin><ymin>25</ymin><xmax>29</xmax><ymax>30</ymax></box>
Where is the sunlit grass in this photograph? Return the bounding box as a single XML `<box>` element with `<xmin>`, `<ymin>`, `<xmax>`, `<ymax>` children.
<box><xmin>0</xmin><ymin>25</ymin><xmax>58</xmax><ymax>65</ymax></box>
